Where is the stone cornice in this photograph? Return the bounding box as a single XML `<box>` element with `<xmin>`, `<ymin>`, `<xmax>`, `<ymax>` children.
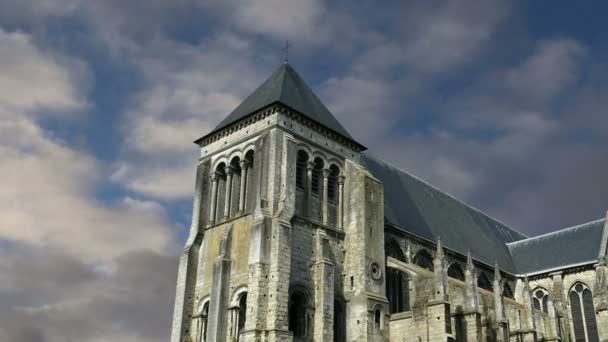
<box><xmin>194</xmin><ymin>102</ymin><xmax>366</xmax><ymax>152</ymax></box>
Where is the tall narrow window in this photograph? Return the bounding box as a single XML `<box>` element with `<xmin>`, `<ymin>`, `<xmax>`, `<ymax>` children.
<box><xmin>311</xmin><ymin>157</ymin><xmax>323</xmax><ymax>194</ymax></box>
<box><xmin>238</xmin><ymin>293</ymin><xmax>247</xmax><ymax>337</ymax></box>
<box><xmin>333</xmin><ymin>300</ymin><xmax>346</xmax><ymax>342</ymax></box>
<box><xmin>374</xmin><ymin>307</ymin><xmax>383</xmax><ymax>331</ymax></box>
<box><xmin>296</xmin><ymin>151</ymin><xmax>308</xmax><ymax>190</ymax></box>
<box><xmin>570</xmin><ymin>282</ymin><xmax>599</xmax><ymax>342</ymax></box>
<box><xmin>199</xmin><ymin>301</ymin><xmax>209</xmax><ymax>342</ymax></box>
<box><xmin>328</xmin><ymin>164</ymin><xmax>339</xmax><ymax>201</ymax></box>
<box><xmin>386</xmin><ymin>268</ymin><xmax>410</xmax><ymax>313</ymax></box>
<box><xmin>289</xmin><ymin>291</ymin><xmax>308</xmax><ymax>337</ymax></box>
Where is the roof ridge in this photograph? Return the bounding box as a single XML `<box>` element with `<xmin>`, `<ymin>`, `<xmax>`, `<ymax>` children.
<box><xmin>506</xmin><ymin>218</ymin><xmax>606</xmax><ymax>246</ymax></box>
<box><xmin>362</xmin><ymin>151</ymin><xmax>528</xmax><ymax>239</ymax></box>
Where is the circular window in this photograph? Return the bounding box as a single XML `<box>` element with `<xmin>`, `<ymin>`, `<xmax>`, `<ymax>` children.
<box><xmin>370</xmin><ymin>262</ymin><xmax>382</xmax><ymax>280</ymax></box>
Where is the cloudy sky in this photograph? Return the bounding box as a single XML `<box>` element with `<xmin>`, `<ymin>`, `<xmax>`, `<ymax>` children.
<box><xmin>1</xmin><ymin>1</ymin><xmax>607</xmax><ymax>341</ymax></box>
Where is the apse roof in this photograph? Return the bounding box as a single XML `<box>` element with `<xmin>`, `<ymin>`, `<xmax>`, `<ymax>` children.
<box><xmin>200</xmin><ymin>63</ymin><xmax>357</xmax><ymax>145</ymax></box>
<box><xmin>361</xmin><ymin>152</ymin><xmax>528</xmax><ymax>273</ymax></box>
<box><xmin>507</xmin><ymin>219</ymin><xmax>606</xmax><ymax>275</ymax></box>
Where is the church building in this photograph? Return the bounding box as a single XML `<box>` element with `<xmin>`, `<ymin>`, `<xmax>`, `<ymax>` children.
<box><xmin>171</xmin><ymin>63</ymin><xmax>608</xmax><ymax>342</ymax></box>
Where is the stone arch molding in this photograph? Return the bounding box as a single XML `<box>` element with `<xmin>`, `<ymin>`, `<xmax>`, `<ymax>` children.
<box><xmin>230</xmin><ymin>286</ymin><xmax>248</xmax><ymax>307</ymax></box>
<box><xmin>211</xmin><ymin>145</ymin><xmax>257</xmax><ymax>171</ymax></box>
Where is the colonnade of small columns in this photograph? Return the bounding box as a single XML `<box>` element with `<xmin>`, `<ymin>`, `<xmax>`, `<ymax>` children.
<box><xmin>303</xmin><ymin>160</ymin><xmax>345</xmax><ymax>229</ymax></box>
<box><xmin>208</xmin><ymin>158</ymin><xmax>251</xmax><ymax>226</ymax></box>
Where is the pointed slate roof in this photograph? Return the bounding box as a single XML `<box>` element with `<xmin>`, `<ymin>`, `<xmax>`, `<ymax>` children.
<box><xmin>361</xmin><ymin>152</ymin><xmax>528</xmax><ymax>273</ymax></box>
<box><xmin>204</xmin><ymin>63</ymin><xmax>356</xmax><ymax>143</ymax></box>
<box><xmin>507</xmin><ymin>219</ymin><xmax>607</xmax><ymax>275</ymax></box>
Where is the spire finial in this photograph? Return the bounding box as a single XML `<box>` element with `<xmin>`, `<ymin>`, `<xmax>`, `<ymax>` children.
<box><xmin>467</xmin><ymin>249</ymin><xmax>474</xmax><ymax>269</ymax></box>
<box><xmin>435</xmin><ymin>237</ymin><xmax>444</xmax><ymax>259</ymax></box>
<box><xmin>282</xmin><ymin>40</ymin><xmax>292</xmax><ymax>64</ymax></box>
<box><xmin>494</xmin><ymin>260</ymin><xmax>501</xmax><ymax>281</ymax></box>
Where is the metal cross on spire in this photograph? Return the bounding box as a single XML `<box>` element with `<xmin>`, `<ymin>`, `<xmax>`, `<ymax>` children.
<box><xmin>282</xmin><ymin>40</ymin><xmax>292</xmax><ymax>64</ymax></box>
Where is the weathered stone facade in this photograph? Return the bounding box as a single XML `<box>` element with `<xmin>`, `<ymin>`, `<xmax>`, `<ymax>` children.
<box><xmin>171</xmin><ymin>64</ymin><xmax>608</xmax><ymax>342</ymax></box>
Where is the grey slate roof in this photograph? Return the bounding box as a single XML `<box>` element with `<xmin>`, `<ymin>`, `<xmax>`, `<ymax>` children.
<box><xmin>208</xmin><ymin>63</ymin><xmax>356</xmax><ymax>142</ymax></box>
<box><xmin>361</xmin><ymin>152</ymin><xmax>528</xmax><ymax>273</ymax></box>
<box><xmin>507</xmin><ymin>219</ymin><xmax>606</xmax><ymax>275</ymax></box>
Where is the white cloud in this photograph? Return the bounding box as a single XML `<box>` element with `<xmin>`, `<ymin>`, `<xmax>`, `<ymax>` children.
<box><xmin>0</xmin><ymin>29</ymin><xmax>179</xmax><ymax>342</ymax></box>
<box><xmin>0</xmin><ymin>29</ymin><xmax>88</xmax><ymax>114</ymax></box>
<box><xmin>505</xmin><ymin>39</ymin><xmax>585</xmax><ymax>102</ymax></box>
<box><xmin>113</xmin><ymin>34</ymin><xmax>270</xmax><ymax>199</ymax></box>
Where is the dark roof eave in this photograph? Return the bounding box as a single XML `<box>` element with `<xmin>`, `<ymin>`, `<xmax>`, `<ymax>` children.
<box><xmin>193</xmin><ymin>102</ymin><xmax>367</xmax><ymax>151</ymax></box>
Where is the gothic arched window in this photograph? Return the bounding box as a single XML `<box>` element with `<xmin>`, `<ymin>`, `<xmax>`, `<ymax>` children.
<box><xmin>570</xmin><ymin>282</ymin><xmax>599</xmax><ymax>342</ymax></box>
<box><xmin>413</xmin><ymin>249</ymin><xmax>434</xmax><ymax>271</ymax></box>
<box><xmin>477</xmin><ymin>273</ymin><xmax>492</xmax><ymax>292</ymax></box>
<box><xmin>447</xmin><ymin>262</ymin><xmax>465</xmax><ymax>281</ymax></box>
<box><xmin>289</xmin><ymin>291</ymin><xmax>308</xmax><ymax>337</ymax></box>
<box><xmin>296</xmin><ymin>150</ymin><xmax>308</xmax><ymax>190</ymax></box>
<box><xmin>385</xmin><ymin>239</ymin><xmax>406</xmax><ymax>263</ymax></box>
<box><xmin>386</xmin><ymin>267</ymin><xmax>410</xmax><ymax>313</ymax></box>
<box><xmin>532</xmin><ymin>288</ymin><xmax>549</xmax><ymax>313</ymax></box>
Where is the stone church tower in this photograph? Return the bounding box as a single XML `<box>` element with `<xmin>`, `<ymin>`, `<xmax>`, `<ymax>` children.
<box><xmin>171</xmin><ymin>63</ymin><xmax>608</xmax><ymax>342</ymax></box>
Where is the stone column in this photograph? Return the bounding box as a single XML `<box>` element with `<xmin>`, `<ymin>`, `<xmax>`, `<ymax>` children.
<box><xmin>208</xmin><ymin>173</ymin><xmax>219</xmax><ymax>226</ymax></box>
<box><xmin>314</xmin><ymin>230</ymin><xmax>335</xmax><ymax>342</ymax></box>
<box><xmin>433</xmin><ymin>238</ymin><xmax>448</xmax><ymax>302</ymax></box>
<box><xmin>306</xmin><ymin>161</ymin><xmax>314</xmax><ymax>218</ymax></box>
<box><xmin>228</xmin><ymin>306</ymin><xmax>240</xmax><ymax>341</ymax></box>
<box><xmin>462</xmin><ymin>250</ymin><xmax>481</xmax><ymax>342</ymax></box>
<box><xmin>494</xmin><ymin>263</ymin><xmax>509</xmax><ymax>341</ymax></box>
<box><xmin>550</xmin><ymin>272</ymin><xmax>568</xmax><ymax>342</ymax></box>
<box><xmin>238</xmin><ymin>160</ymin><xmax>249</xmax><ymax>213</ymax></box>
<box><xmin>520</xmin><ymin>275</ymin><xmax>538</xmax><ymax>342</ymax></box>
<box><xmin>207</xmin><ymin>226</ymin><xmax>233</xmax><ymax>342</ymax></box>
<box><xmin>337</xmin><ymin>175</ymin><xmax>344</xmax><ymax>230</ymax></box>
<box><xmin>595</xmin><ymin>257</ymin><xmax>608</xmax><ymax>339</ymax></box>
<box><xmin>223</xmin><ymin>166</ymin><xmax>234</xmax><ymax>220</ymax></box>
<box><xmin>322</xmin><ymin>168</ymin><xmax>331</xmax><ymax>225</ymax></box>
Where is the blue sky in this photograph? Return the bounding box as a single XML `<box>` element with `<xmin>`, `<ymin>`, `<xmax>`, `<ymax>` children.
<box><xmin>1</xmin><ymin>1</ymin><xmax>607</xmax><ymax>341</ymax></box>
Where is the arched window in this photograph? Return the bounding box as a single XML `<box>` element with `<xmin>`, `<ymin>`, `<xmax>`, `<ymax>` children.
<box><xmin>447</xmin><ymin>262</ymin><xmax>465</xmax><ymax>281</ymax></box>
<box><xmin>214</xmin><ymin>162</ymin><xmax>227</xmax><ymax>222</ymax></box>
<box><xmin>327</xmin><ymin>164</ymin><xmax>340</xmax><ymax>201</ymax></box>
<box><xmin>333</xmin><ymin>299</ymin><xmax>346</xmax><ymax>342</ymax></box>
<box><xmin>374</xmin><ymin>306</ymin><xmax>383</xmax><ymax>331</ymax></box>
<box><xmin>385</xmin><ymin>239</ymin><xmax>406</xmax><ymax>263</ymax></box>
<box><xmin>503</xmin><ymin>283</ymin><xmax>514</xmax><ymax>299</ymax></box>
<box><xmin>238</xmin><ymin>292</ymin><xmax>247</xmax><ymax>336</ymax></box>
<box><xmin>386</xmin><ymin>267</ymin><xmax>410</xmax><ymax>313</ymax></box>
<box><xmin>196</xmin><ymin>300</ymin><xmax>209</xmax><ymax>342</ymax></box>
<box><xmin>311</xmin><ymin>157</ymin><xmax>324</xmax><ymax>194</ymax></box>
<box><xmin>570</xmin><ymin>282</ymin><xmax>599</xmax><ymax>342</ymax></box>
<box><xmin>413</xmin><ymin>249</ymin><xmax>434</xmax><ymax>271</ymax></box>
<box><xmin>289</xmin><ymin>291</ymin><xmax>308</xmax><ymax>337</ymax></box>
<box><xmin>229</xmin><ymin>156</ymin><xmax>242</xmax><ymax>217</ymax></box>
<box><xmin>532</xmin><ymin>288</ymin><xmax>549</xmax><ymax>313</ymax></box>
<box><xmin>296</xmin><ymin>151</ymin><xmax>308</xmax><ymax>190</ymax></box>
<box><xmin>477</xmin><ymin>273</ymin><xmax>492</xmax><ymax>292</ymax></box>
